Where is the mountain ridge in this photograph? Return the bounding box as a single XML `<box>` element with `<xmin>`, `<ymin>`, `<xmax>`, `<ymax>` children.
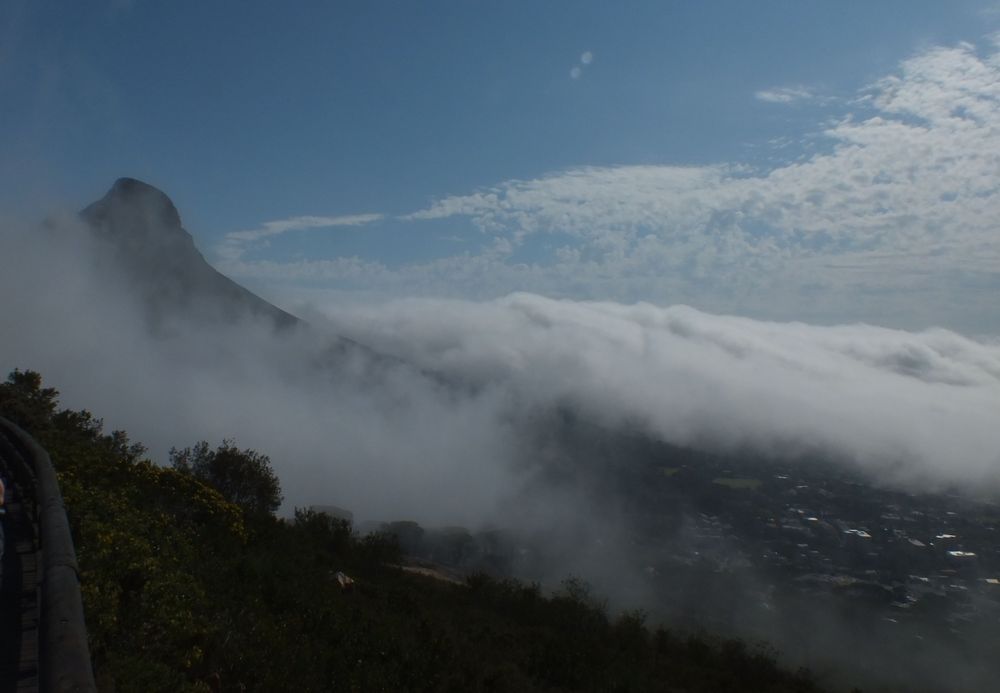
<box><xmin>80</xmin><ymin>177</ymin><xmax>299</xmax><ymax>329</ymax></box>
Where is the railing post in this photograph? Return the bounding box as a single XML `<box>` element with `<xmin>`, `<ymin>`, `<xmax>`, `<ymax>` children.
<box><xmin>0</xmin><ymin>417</ymin><xmax>97</xmax><ymax>693</ymax></box>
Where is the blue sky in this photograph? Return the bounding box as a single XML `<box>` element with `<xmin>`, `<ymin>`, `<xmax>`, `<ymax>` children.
<box><xmin>4</xmin><ymin>1</ymin><xmax>1000</xmax><ymax>331</ymax></box>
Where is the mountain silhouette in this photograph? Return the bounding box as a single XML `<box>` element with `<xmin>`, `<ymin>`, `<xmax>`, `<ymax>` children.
<box><xmin>80</xmin><ymin>177</ymin><xmax>299</xmax><ymax>329</ymax></box>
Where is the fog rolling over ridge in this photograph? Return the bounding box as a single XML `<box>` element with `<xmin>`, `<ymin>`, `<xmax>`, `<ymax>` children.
<box><xmin>0</xmin><ymin>179</ymin><xmax>519</xmax><ymax>525</ymax></box>
<box><xmin>318</xmin><ymin>295</ymin><xmax>1000</xmax><ymax>492</ymax></box>
<box><xmin>1</xmin><ymin>178</ymin><xmax>999</xmax><ymax>518</ymax></box>
<box><xmin>3</xmin><ymin>178</ymin><xmax>1000</xmax><ymax>689</ymax></box>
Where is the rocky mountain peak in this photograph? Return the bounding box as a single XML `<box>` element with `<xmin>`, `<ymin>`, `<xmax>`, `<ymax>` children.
<box><xmin>82</xmin><ymin>177</ymin><xmax>186</xmax><ymax>240</ymax></box>
<box><xmin>79</xmin><ymin>177</ymin><xmax>299</xmax><ymax>329</ymax></box>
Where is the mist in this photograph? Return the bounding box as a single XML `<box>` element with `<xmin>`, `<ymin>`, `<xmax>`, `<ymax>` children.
<box><xmin>3</xmin><ymin>206</ymin><xmax>1000</xmax><ymax>691</ymax></box>
<box><xmin>0</xmin><ymin>215</ymin><xmax>522</xmax><ymax>525</ymax></box>
<box><xmin>314</xmin><ymin>294</ymin><xmax>1000</xmax><ymax>492</ymax></box>
<box><xmin>5</xmin><ymin>212</ymin><xmax>998</xmax><ymax>522</ymax></box>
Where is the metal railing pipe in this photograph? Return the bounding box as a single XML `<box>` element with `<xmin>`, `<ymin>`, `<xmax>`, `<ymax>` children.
<box><xmin>0</xmin><ymin>416</ymin><xmax>96</xmax><ymax>693</ymax></box>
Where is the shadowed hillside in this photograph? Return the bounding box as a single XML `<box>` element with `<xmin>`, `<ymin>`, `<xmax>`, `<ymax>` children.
<box><xmin>80</xmin><ymin>178</ymin><xmax>299</xmax><ymax>329</ymax></box>
<box><xmin>0</xmin><ymin>370</ymin><xmax>824</xmax><ymax>693</ymax></box>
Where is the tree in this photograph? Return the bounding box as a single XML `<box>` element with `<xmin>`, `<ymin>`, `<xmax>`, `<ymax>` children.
<box><xmin>0</xmin><ymin>369</ymin><xmax>59</xmax><ymax>431</ymax></box>
<box><xmin>170</xmin><ymin>439</ymin><xmax>282</xmax><ymax>515</ymax></box>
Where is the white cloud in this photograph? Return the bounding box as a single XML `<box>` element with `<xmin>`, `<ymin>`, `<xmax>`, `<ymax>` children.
<box><xmin>7</xmin><ymin>214</ymin><xmax>1000</xmax><ymax>594</ymax></box>
<box><xmin>227</xmin><ymin>213</ymin><xmax>383</xmax><ymax>243</ymax></box>
<box><xmin>224</xmin><ymin>37</ymin><xmax>1000</xmax><ymax>331</ymax></box>
<box><xmin>569</xmin><ymin>50</ymin><xmax>594</xmax><ymax>79</ymax></box>
<box><xmin>218</xmin><ymin>212</ymin><xmax>382</xmax><ymax>261</ymax></box>
<box><xmin>319</xmin><ymin>293</ymin><xmax>1000</xmax><ymax>491</ymax></box>
<box><xmin>754</xmin><ymin>85</ymin><xmax>821</xmax><ymax>104</ymax></box>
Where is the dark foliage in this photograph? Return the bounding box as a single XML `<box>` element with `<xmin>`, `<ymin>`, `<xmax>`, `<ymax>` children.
<box><xmin>170</xmin><ymin>439</ymin><xmax>283</xmax><ymax>515</ymax></box>
<box><xmin>1</xmin><ymin>370</ymin><xmax>824</xmax><ymax>692</ymax></box>
<box><xmin>0</xmin><ymin>368</ymin><xmax>58</xmax><ymax>432</ymax></box>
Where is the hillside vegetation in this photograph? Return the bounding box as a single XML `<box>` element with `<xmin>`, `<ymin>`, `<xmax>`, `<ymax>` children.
<box><xmin>0</xmin><ymin>370</ymin><xmax>823</xmax><ymax>693</ymax></box>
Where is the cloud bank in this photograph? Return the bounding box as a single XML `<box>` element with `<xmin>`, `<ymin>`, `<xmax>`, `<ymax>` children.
<box><xmin>2</xmin><ymin>199</ymin><xmax>999</xmax><ymax>693</ymax></box>
<box><xmin>0</xmin><ymin>218</ymin><xmax>517</xmax><ymax>525</ymax></box>
<box><xmin>4</xmin><ymin>213</ymin><xmax>999</xmax><ymax>528</ymax></box>
<box><xmin>318</xmin><ymin>294</ymin><xmax>1000</xmax><ymax>492</ymax></box>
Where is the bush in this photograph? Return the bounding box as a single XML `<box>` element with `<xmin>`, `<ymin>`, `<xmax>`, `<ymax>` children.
<box><xmin>170</xmin><ymin>440</ymin><xmax>282</xmax><ymax>515</ymax></box>
<box><xmin>1</xmin><ymin>369</ymin><xmax>825</xmax><ymax>693</ymax></box>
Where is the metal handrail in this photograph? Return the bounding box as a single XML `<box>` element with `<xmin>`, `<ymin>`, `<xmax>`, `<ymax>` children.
<box><xmin>0</xmin><ymin>416</ymin><xmax>96</xmax><ymax>693</ymax></box>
